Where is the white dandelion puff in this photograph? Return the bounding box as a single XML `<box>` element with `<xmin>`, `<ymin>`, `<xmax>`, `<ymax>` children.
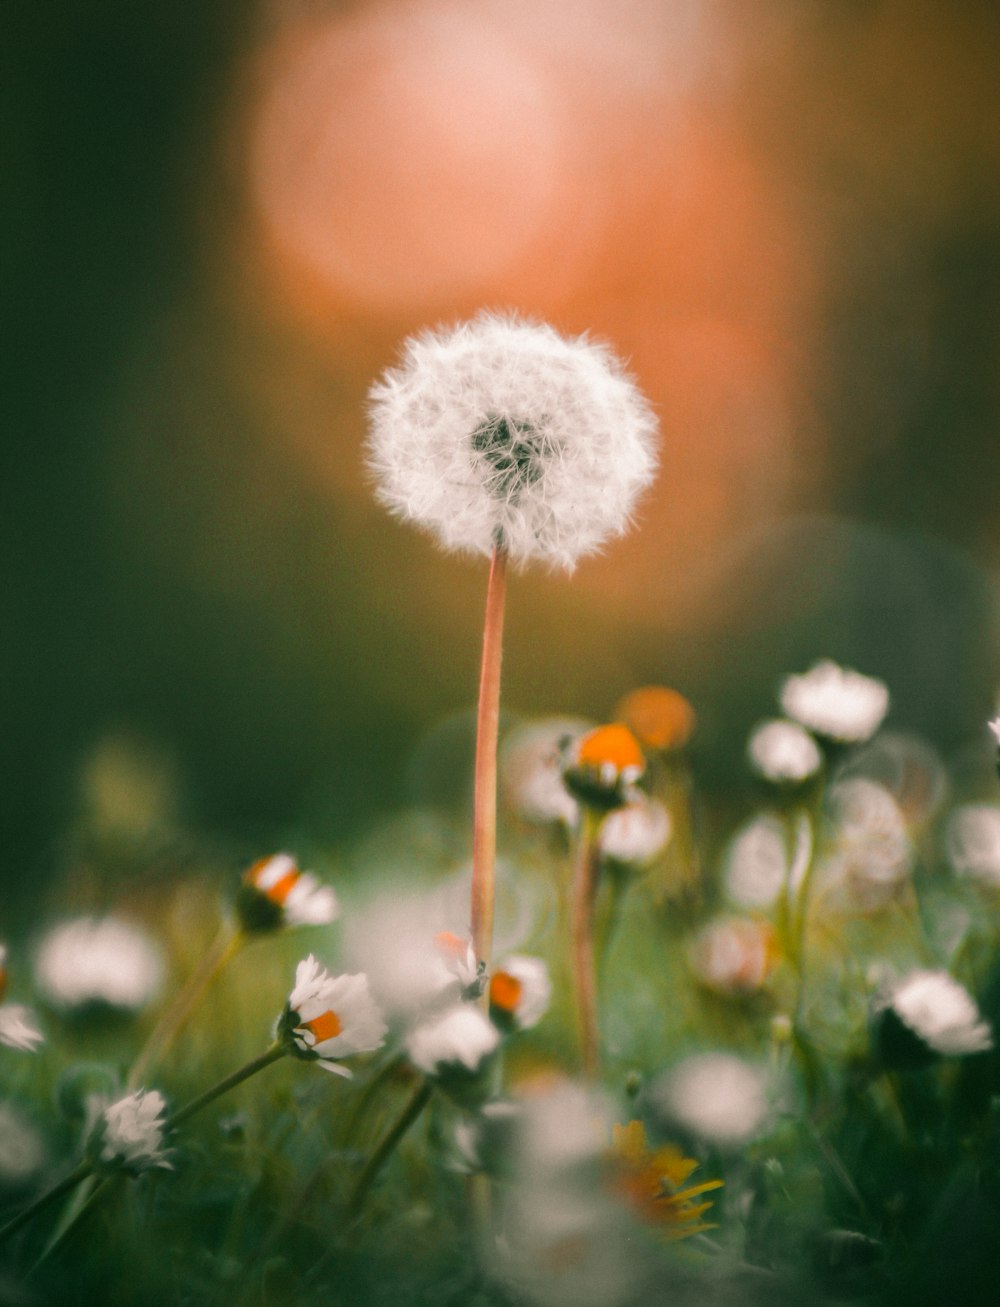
<box><xmin>366</xmin><ymin>312</ymin><xmax>659</xmax><ymax>571</ymax></box>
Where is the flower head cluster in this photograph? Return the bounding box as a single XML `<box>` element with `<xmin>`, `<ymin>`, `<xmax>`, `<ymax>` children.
<box><xmin>608</xmin><ymin>1120</ymin><xmax>721</xmax><ymax>1240</ymax></box>
<box><xmin>34</xmin><ymin>916</ymin><xmax>164</xmax><ymax>1014</ymax></box>
<box><xmin>277</xmin><ymin>956</ymin><xmax>387</xmax><ymax>1077</ymax></box>
<box><xmin>561</xmin><ymin>724</ymin><xmax>645</xmax><ymax>812</ymax></box>
<box><xmin>0</xmin><ymin>946</ymin><xmax>43</xmax><ymax>1052</ymax></box>
<box><xmin>366</xmin><ymin>312</ymin><xmax>659</xmax><ymax>571</ymax></box>
<box><xmin>488</xmin><ymin>955</ymin><xmax>552</xmax><ymax>1032</ymax></box>
<box><xmin>877</xmin><ymin>969</ymin><xmax>992</xmax><ymax>1063</ymax></box>
<box><xmin>87</xmin><ymin>1090</ymin><xmax>172</xmax><ymax>1176</ymax></box>
<box><xmin>779</xmin><ymin>660</ymin><xmax>889</xmax><ymax>745</ymax></box>
<box><xmin>236</xmin><ymin>853</ymin><xmax>339</xmax><ymax>933</ymax></box>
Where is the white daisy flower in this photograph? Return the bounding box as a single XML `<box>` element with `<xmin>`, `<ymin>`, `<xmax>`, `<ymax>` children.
<box><xmin>488</xmin><ymin>955</ymin><xmax>552</xmax><ymax>1031</ymax></box>
<box><xmin>366</xmin><ymin>312</ymin><xmax>659</xmax><ymax>571</ymax></box>
<box><xmin>434</xmin><ymin>932</ymin><xmax>483</xmax><ymax>994</ymax></box>
<box><xmin>237</xmin><ymin>852</ymin><xmax>339</xmax><ymax>933</ymax></box>
<box><xmin>89</xmin><ymin>1090</ymin><xmax>172</xmax><ymax>1175</ymax></box>
<box><xmin>0</xmin><ymin>945</ymin><xmax>43</xmax><ymax>1052</ymax></box>
<box><xmin>947</xmin><ymin>804</ymin><xmax>1000</xmax><ymax>888</ymax></box>
<box><xmin>746</xmin><ymin>718</ymin><xmax>822</xmax><ymax>784</ymax></box>
<box><xmin>34</xmin><ymin>916</ymin><xmax>165</xmax><ymax>1014</ymax></box>
<box><xmin>499</xmin><ymin>717</ymin><xmax>589</xmax><ymax>828</ymax></box>
<box><xmin>653</xmin><ymin>1053</ymin><xmax>772</xmax><ymax>1146</ymax></box>
<box><xmin>882</xmin><ymin>969</ymin><xmax>992</xmax><ymax>1057</ymax></box>
<box><xmin>779</xmin><ymin>660</ymin><xmax>889</xmax><ymax>745</ymax></box>
<box><xmin>279</xmin><ymin>956</ymin><xmax>387</xmax><ymax>1077</ymax></box>
<box><xmin>406</xmin><ymin>1003</ymin><xmax>500</xmax><ymax>1077</ymax></box>
<box><xmin>599</xmin><ymin>794</ymin><xmax>672</xmax><ymax>865</ymax></box>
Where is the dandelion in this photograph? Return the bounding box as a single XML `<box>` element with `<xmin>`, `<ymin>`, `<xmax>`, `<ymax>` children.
<box><xmin>276</xmin><ymin>955</ymin><xmax>387</xmax><ymax>1077</ymax></box>
<box><xmin>0</xmin><ymin>946</ymin><xmax>43</xmax><ymax>1052</ymax></box>
<box><xmin>34</xmin><ymin>916</ymin><xmax>165</xmax><ymax>1014</ymax></box>
<box><xmin>367</xmin><ymin>313</ymin><xmax>658</xmax><ymax>996</ymax></box>
<box><xmin>876</xmin><ymin>969</ymin><xmax>992</xmax><ymax>1063</ymax></box>
<box><xmin>366</xmin><ymin>312</ymin><xmax>658</xmax><ymax>572</ymax></box>
<box><xmin>489</xmin><ymin>955</ymin><xmax>552</xmax><ymax>1032</ymax></box>
<box><xmin>235</xmin><ymin>852</ymin><xmax>339</xmax><ymax>933</ymax></box>
<box><xmin>779</xmin><ymin>659</ymin><xmax>889</xmax><ymax>745</ymax></box>
<box><xmin>608</xmin><ymin>1120</ymin><xmax>721</xmax><ymax>1239</ymax></box>
<box><xmin>946</xmin><ymin>804</ymin><xmax>1000</xmax><ymax>887</ymax></box>
<box><xmin>652</xmin><ymin>1052</ymin><xmax>773</xmax><ymax>1146</ymax></box>
<box><xmin>747</xmin><ymin>718</ymin><xmax>823</xmax><ymax>785</ymax></box>
<box><xmin>87</xmin><ymin>1089</ymin><xmax>172</xmax><ymax>1176</ymax></box>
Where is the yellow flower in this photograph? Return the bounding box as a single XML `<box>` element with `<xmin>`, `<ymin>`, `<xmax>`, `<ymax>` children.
<box><xmin>608</xmin><ymin>1120</ymin><xmax>722</xmax><ymax>1240</ymax></box>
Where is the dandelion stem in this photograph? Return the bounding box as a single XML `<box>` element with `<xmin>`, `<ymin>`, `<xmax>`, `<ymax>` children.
<box><xmin>347</xmin><ymin>1078</ymin><xmax>433</xmax><ymax>1218</ymax></box>
<box><xmin>470</xmin><ymin>541</ymin><xmax>508</xmax><ymax>987</ymax></box>
<box><xmin>128</xmin><ymin>920</ymin><xmax>244</xmax><ymax>1088</ymax></box>
<box><xmin>0</xmin><ymin>1160</ymin><xmax>92</xmax><ymax>1247</ymax></box>
<box><xmin>167</xmin><ymin>1042</ymin><xmax>287</xmax><ymax>1130</ymax></box>
<box><xmin>571</xmin><ymin>808</ymin><xmax>604</xmax><ymax>1079</ymax></box>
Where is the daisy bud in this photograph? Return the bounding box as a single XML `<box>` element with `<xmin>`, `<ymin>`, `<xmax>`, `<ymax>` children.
<box><xmin>276</xmin><ymin>956</ymin><xmax>387</xmax><ymax>1077</ymax></box>
<box><xmin>406</xmin><ymin>1004</ymin><xmax>500</xmax><ymax>1106</ymax></box>
<box><xmin>366</xmin><ymin>312</ymin><xmax>659</xmax><ymax>571</ymax></box>
<box><xmin>779</xmin><ymin>659</ymin><xmax>889</xmax><ymax>746</ymax></box>
<box><xmin>614</xmin><ymin>686</ymin><xmax>697</xmax><ymax>754</ymax></box>
<box><xmin>86</xmin><ymin>1090</ymin><xmax>172</xmax><ymax>1176</ymax></box>
<box><xmin>561</xmin><ymin>724</ymin><xmax>646</xmax><ymax>812</ymax></box>
<box><xmin>874</xmin><ymin>969</ymin><xmax>993</xmax><ymax>1068</ymax></box>
<box><xmin>236</xmin><ymin>852</ymin><xmax>339</xmax><ymax>934</ymax></box>
<box><xmin>488</xmin><ymin>955</ymin><xmax>552</xmax><ymax>1033</ymax></box>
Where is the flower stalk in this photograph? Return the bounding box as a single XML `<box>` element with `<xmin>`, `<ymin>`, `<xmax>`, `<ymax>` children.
<box><xmin>571</xmin><ymin>808</ymin><xmax>604</xmax><ymax>1079</ymax></box>
<box><xmin>347</xmin><ymin>1078</ymin><xmax>434</xmax><ymax>1219</ymax></box>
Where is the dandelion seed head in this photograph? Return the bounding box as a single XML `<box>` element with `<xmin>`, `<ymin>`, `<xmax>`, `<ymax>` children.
<box><xmin>779</xmin><ymin>659</ymin><xmax>889</xmax><ymax>745</ymax></box>
<box><xmin>821</xmin><ymin>779</ymin><xmax>911</xmax><ymax>911</ymax></box>
<box><xmin>366</xmin><ymin>312</ymin><xmax>659</xmax><ymax>571</ymax></box>
<box><xmin>34</xmin><ymin>917</ymin><xmax>165</xmax><ymax>1014</ymax></box>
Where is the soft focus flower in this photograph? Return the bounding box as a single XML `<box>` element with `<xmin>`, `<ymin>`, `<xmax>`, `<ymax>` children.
<box><xmin>236</xmin><ymin>852</ymin><xmax>339</xmax><ymax>933</ymax></box>
<box><xmin>947</xmin><ymin>804</ymin><xmax>1000</xmax><ymax>888</ymax></box>
<box><xmin>821</xmin><ymin>779</ymin><xmax>911</xmax><ymax>911</ymax></box>
<box><xmin>561</xmin><ymin>724</ymin><xmax>645</xmax><ymax>811</ymax></box>
<box><xmin>34</xmin><ymin>917</ymin><xmax>165</xmax><ymax>1014</ymax></box>
<box><xmin>434</xmin><ymin>931</ymin><xmax>483</xmax><ymax>993</ymax></box>
<box><xmin>277</xmin><ymin>956</ymin><xmax>387</xmax><ymax>1077</ymax></box>
<box><xmin>0</xmin><ymin>1104</ymin><xmax>45</xmax><ymax>1186</ymax></box>
<box><xmin>366</xmin><ymin>312</ymin><xmax>659</xmax><ymax>571</ymax></box>
<box><xmin>500</xmin><ymin>717</ymin><xmax>589</xmax><ymax>828</ymax></box>
<box><xmin>489</xmin><ymin>955</ymin><xmax>552</xmax><ymax>1031</ymax></box>
<box><xmin>88</xmin><ymin>1090</ymin><xmax>172</xmax><ymax>1176</ymax></box>
<box><xmin>614</xmin><ymin>687</ymin><xmax>696</xmax><ymax>753</ymax></box>
<box><xmin>652</xmin><ymin>1053</ymin><xmax>772</xmax><ymax>1146</ymax></box>
<box><xmin>406</xmin><ymin>1003</ymin><xmax>500</xmax><ymax>1077</ymax></box>
<box><xmin>599</xmin><ymin>794</ymin><xmax>672</xmax><ymax>866</ymax></box>
<box><xmin>0</xmin><ymin>946</ymin><xmax>43</xmax><ymax>1052</ymax></box>
<box><xmin>608</xmin><ymin>1120</ymin><xmax>721</xmax><ymax>1239</ymax></box>
<box><xmin>879</xmin><ymin>969</ymin><xmax>992</xmax><ymax>1058</ymax></box>
<box><xmin>779</xmin><ymin>659</ymin><xmax>889</xmax><ymax>745</ymax></box>
<box><xmin>837</xmin><ymin>732</ymin><xmax>948</xmax><ymax>829</ymax></box>
<box><xmin>746</xmin><ymin>718</ymin><xmax>822</xmax><ymax>784</ymax></box>
<box><xmin>689</xmin><ymin>917</ymin><xmax>779</xmax><ymax>996</ymax></box>
<box><xmin>723</xmin><ymin>814</ymin><xmax>793</xmax><ymax>911</ymax></box>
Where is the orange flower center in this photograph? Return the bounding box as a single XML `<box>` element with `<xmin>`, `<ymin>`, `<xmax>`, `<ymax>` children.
<box><xmin>489</xmin><ymin>971</ymin><xmax>523</xmax><ymax>1013</ymax></box>
<box><xmin>575</xmin><ymin>724</ymin><xmax>645</xmax><ymax>775</ymax></box>
<box><xmin>303</xmin><ymin>1008</ymin><xmax>342</xmax><ymax>1043</ymax></box>
<box><xmin>615</xmin><ymin>686</ymin><xmax>696</xmax><ymax>751</ymax></box>
<box><xmin>246</xmin><ymin>857</ymin><xmax>300</xmax><ymax>905</ymax></box>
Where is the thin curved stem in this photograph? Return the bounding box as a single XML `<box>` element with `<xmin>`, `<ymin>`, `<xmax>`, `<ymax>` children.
<box><xmin>167</xmin><ymin>1042</ymin><xmax>287</xmax><ymax>1131</ymax></box>
<box><xmin>0</xmin><ymin>1161</ymin><xmax>92</xmax><ymax>1247</ymax></box>
<box><xmin>571</xmin><ymin>809</ymin><xmax>603</xmax><ymax>1080</ymax></box>
<box><xmin>470</xmin><ymin>542</ymin><xmax>507</xmax><ymax>991</ymax></box>
<box><xmin>347</xmin><ymin>1079</ymin><xmax>433</xmax><ymax>1219</ymax></box>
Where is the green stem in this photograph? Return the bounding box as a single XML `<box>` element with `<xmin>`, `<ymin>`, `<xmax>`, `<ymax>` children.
<box><xmin>471</xmin><ymin>543</ymin><xmax>507</xmax><ymax>992</ymax></box>
<box><xmin>0</xmin><ymin>1161</ymin><xmax>92</xmax><ymax>1247</ymax></box>
<box><xmin>347</xmin><ymin>1079</ymin><xmax>433</xmax><ymax>1218</ymax></box>
<box><xmin>571</xmin><ymin>809</ymin><xmax>603</xmax><ymax>1080</ymax></box>
<box><xmin>167</xmin><ymin>1043</ymin><xmax>286</xmax><ymax>1130</ymax></box>
<box><xmin>128</xmin><ymin>921</ymin><xmax>244</xmax><ymax>1088</ymax></box>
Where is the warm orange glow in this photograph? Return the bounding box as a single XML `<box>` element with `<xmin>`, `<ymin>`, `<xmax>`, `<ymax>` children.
<box><xmin>489</xmin><ymin>971</ymin><xmax>524</xmax><ymax>1014</ymax></box>
<box><xmin>615</xmin><ymin>686</ymin><xmax>697</xmax><ymax>752</ymax></box>
<box><xmin>435</xmin><ymin>931</ymin><xmax>468</xmax><ymax>960</ymax></box>
<box><xmin>246</xmin><ymin>858</ymin><xmax>300</xmax><ymax>905</ymax></box>
<box><xmin>575</xmin><ymin>724</ymin><xmax>645</xmax><ymax>776</ymax></box>
<box><xmin>303</xmin><ymin>1008</ymin><xmax>342</xmax><ymax>1043</ymax></box>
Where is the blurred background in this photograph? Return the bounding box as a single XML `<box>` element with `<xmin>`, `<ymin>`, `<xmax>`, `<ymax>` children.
<box><xmin>4</xmin><ymin>0</ymin><xmax>1000</xmax><ymax>914</ymax></box>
